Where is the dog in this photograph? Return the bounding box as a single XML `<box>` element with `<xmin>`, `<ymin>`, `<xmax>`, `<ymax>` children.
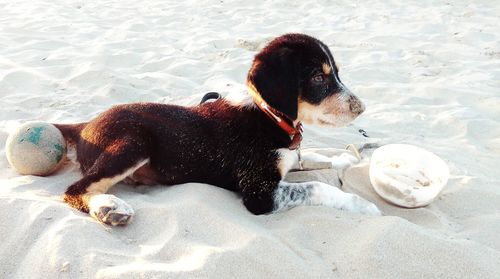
<box><xmin>54</xmin><ymin>33</ymin><xmax>380</xmax><ymax>226</ymax></box>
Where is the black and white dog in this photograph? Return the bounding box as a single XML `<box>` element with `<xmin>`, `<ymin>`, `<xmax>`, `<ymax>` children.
<box><xmin>55</xmin><ymin>33</ymin><xmax>380</xmax><ymax>226</ymax></box>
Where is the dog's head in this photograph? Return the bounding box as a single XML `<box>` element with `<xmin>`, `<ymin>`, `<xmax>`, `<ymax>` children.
<box><xmin>247</xmin><ymin>33</ymin><xmax>364</xmax><ymax>127</ymax></box>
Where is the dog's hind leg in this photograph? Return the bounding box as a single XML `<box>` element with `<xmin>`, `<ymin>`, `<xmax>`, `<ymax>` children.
<box><xmin>64</xmin><ymin>138</ymin><xmax>149</xmax><ymax>226</ymax></box>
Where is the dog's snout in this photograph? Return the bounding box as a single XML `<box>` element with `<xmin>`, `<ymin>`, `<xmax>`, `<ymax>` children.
<box><xmin>348</xmin><ymin>95</ymin><xmax>365</xmax><ymax>116</ymax></box>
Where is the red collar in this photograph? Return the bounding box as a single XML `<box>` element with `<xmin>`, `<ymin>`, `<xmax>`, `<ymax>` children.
<box><xmin>248</xmin><ymin>83</ymin><xmax>303</xmax><ymax>150</ymax></box>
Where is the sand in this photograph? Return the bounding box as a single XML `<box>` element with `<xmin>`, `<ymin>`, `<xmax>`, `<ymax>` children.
<box><xmin>1</xmin><ymin>0</ymin><xmax>500</xmax><ymax>278</ymax></box>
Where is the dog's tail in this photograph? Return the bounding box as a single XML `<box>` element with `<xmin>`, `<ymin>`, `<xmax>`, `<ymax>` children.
<box><xmin>53</xmin><ymin>123</ymin><xmax>87</xmax><ymax>146</ymax></box>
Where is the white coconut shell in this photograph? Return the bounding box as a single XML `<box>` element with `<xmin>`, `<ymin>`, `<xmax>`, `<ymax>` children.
<box><xmin>6</xmin><ymin>121</ymin><xmax>67</xmax><ymax>176</ymax></box>
<box><xmin>369</xmin><ymin>144</ymin><xmax>449</xmax><ymax>208</ymax></box>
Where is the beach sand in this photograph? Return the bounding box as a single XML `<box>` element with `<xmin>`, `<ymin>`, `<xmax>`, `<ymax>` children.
<box><xmin>1</xmin><ymin>0</ymin><xmax>499</xmax><ymax>278</ymax></box>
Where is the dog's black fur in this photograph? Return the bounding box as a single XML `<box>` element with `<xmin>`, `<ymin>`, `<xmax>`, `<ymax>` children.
<box><xmin>55</xmin><ymin>33</ymin><xmax>365</xmax><ymax>225</ymax></box>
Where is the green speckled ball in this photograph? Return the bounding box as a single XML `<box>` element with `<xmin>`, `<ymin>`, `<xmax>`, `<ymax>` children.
<box><xmin>6</xmin><ymin>122</ymin><xmax>67</xmax><ymax>176</ymax></box>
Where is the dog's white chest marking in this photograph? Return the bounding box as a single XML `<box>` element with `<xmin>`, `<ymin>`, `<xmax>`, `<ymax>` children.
<box><xmin>276</xmin><ymin>148</ymin><xmax>299</xmax><ymax>177</ymax></box>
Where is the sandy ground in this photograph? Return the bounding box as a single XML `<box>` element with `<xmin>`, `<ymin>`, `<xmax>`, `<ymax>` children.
<box><xmin>1</xmin><ymin>0</ymin><xmax>500</xmax><ymax>278</ymax></box>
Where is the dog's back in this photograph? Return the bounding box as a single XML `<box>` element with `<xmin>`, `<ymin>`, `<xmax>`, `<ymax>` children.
<box><xmin>57</xmin><ymin>100</ymin><xmax>288</xmax><ymax>191</ymax></box>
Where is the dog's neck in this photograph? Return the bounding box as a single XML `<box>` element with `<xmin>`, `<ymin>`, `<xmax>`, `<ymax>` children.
<box><xmin>247</xmin><ymin>83</ymin><xmax>303</xmax><ymax>150</ymax></box>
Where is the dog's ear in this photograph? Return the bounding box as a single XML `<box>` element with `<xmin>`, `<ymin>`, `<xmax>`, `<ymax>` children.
<box><xmin>247</xmin><ymin>47</ymin><xmax>300</xmax><ymax>120</ymax></box>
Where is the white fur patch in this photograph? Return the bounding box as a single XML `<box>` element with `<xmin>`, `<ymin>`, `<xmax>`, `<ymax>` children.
<box><xmin>273</xmin><ymin>181</ymin><xmax>381</xmax><ymax>215</ymax></box>
<box><xmin>225</xmin><ymin>90</ymin><xmax>256</xmax><ymax>107</ymax></box>
<box><xmin>86</xmin><ymin>159</ymin><xmax>149</xmax><ymax>196</ymax></box>
<box><xmin>276</xmin><ymin>148</ymin><xmax>298</xmax><ymax>177</ymax></box>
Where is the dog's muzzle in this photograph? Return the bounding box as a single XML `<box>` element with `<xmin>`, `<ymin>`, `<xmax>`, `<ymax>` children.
<box><xmin>341</xmin><ymin>85</ymin><xmax>365</xmax><ymax>116</ymax></box>
<box><xmin>349</xmin><ymin>94</ymin><xmax>365</xmax><ymax>116</ymax></box>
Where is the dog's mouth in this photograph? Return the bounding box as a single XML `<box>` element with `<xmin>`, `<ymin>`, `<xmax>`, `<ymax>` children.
<box><xmin>298</xmin><ymin>93</ymin><xmax>365</xmax><ymax>127</ymax></box>
<box><xmin>316</xmin><ymin>114</ymin><xmax>357</xmax><ymax>127</ymax></box>
<box><xmin>318</xmin><ymin>118</ymin><xmax>334</xmax><ymax>125</ymax></box>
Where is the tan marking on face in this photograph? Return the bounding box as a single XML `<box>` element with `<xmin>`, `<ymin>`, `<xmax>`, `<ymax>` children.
<box><xmin>322</xmin><ymin>63</ymin><xmax>331</xmax><ymax>75</ymax></box>
<box><xmin>297</xmin><ymin>92</ymin><xmax>365</xmax><ymax>127</ymax></box>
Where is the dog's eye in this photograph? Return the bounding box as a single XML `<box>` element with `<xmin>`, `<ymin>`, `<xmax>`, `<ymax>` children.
<box><xmin>312</xmin><ymin>74</ymin><xmax>324</xmax><ymax>83</ymax></box>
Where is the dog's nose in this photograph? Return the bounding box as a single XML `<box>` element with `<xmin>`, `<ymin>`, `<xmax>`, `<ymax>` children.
<box><xmin>349</xmin><ymin>95</ymin><xmax>365</xmax><ymax>116</ymax></box>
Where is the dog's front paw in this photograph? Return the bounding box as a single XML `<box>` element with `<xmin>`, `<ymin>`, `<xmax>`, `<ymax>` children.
<box><xmin>343</xmin><ymin>194</ymin><xmax>382</xmax><ymax>216</ymax></box>
<box><xmin>88</xmin><ymin>194</ymin><xmax>134</xmax><ymax>226</ymax></box>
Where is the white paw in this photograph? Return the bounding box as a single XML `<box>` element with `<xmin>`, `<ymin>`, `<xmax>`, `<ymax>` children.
<box><xmin>343</xmin><ymin>194</ymin><xmax>382</xmax><ymax>216</ymax></box>
<box><xmin>88</xmin><ymin>194</ymin><xmax>134</xmax><ymax>226</ymax></box>
<box><xmin>330</xmin><ymin>153</ymin><xmax>360</xmax><ymax>170</ymax></box>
